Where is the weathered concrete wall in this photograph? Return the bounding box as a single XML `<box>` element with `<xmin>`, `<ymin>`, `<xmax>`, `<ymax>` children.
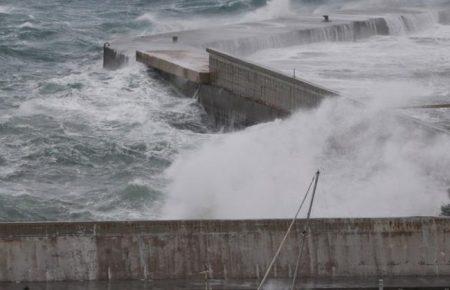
<box><xmin>198</xmin><ymin>85</ymin><xmax>287</xmax><ymax>128</ymax></box>
<box><xmin>0</xmin><ymin>217</ymin><xmax>449</xmax><ymax>283</ymax></box>
<box><xmin>208</xmin><ymin>49</ymin><xmax>337</xmax><ymax>113</ymax></box>
<box><xmin>154</xmin><ymin>70</ymin><xmax>287</xmax><ymax>129</ymax></box>
<box><xmin>135</xmin><ymin>48</ymin><xmax>337</xmax><ymax>128</ymax></box>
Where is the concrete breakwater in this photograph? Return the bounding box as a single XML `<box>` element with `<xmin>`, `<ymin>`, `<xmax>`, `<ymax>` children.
<box><xmin>207</xmin><ymin>48</ymin><xmax>336</xmax><ymax>112</ymax></box>
<box><xmin>105</xmin><ymin>10</ymin><xmax>450</xmax><ymax>128</ymax></box>
<box><xmin>104</xmin><ymin>15</ymin><xmax>393</xmax><ymax>70</ymax></box>
<box><xmin>104</xmin><ymin>10</ymin><xmax>450</xmax><ymax>71</ymax></box>
<box><xmin>0</xmin><ymin>217</ymin><xmax>449</xmax><ymax>283</ymax></box>
<box><xmin>105</xmin><ymin>14</ymin><xmax>392</xmax><ymax>127</ymax></box>
<box><xmin>136</xmin><ymin>47</ymin><xmax>337</xmax><ymax>127</ymax></box>
<box><xmin>186</xmin><ymin>48</ymin><xmax>337</xmax><ymax>127</ymax></box>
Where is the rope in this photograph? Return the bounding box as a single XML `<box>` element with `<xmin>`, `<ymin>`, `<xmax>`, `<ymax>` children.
<box><xmin>290</xmin><ymin>171</ymin><xmax>320</xmax><ymax>290</ymax></box>
<box><xmin>256</xmin><ymin>173</ymin><xmax>316</xmax><ymax>290</ymax></box>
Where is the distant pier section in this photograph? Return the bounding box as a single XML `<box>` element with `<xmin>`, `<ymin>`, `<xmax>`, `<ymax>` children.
<box><xmin>104</xmin><ymin>14</ymin><xmax>395</xmax><ymax>127</ymax></box>
<box><xmin>104</xmin><ymin>10</ymin><xmax>450</xmax><ymax>128</ymax></box>
<box><xmin>135</xmin><ymin>47</ymin><xmax>337</xmax><ymax>126</ymax></box>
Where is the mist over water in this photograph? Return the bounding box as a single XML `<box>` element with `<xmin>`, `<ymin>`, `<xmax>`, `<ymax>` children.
<box><xmin>1</xmin><ymin>0</ymin><xmax>449</xmax><ymax>221</ymax></box>
<box><xmin>163</xmin><ymin>99</ymin><xmax>450</xmax><ymax>219</ymax></box>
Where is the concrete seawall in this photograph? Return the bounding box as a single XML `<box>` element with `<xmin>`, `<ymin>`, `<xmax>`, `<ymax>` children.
<box><xmin>104</xmin><ymin>10</ymin><xmax>450</xmax><ymax>130</ymax></box>
<box><xmin>136</xmin><ymin>48</ymin><xmax>336</xmax><ymax>128</ymax></box>
<box><xmin>193</xmin><ymin>48</ymin><xmax>337</xmax><ymax>127</ymax></box>
<box><xmin>207</xmin><ymin>48</ymin><xmax>336</xmax><ymax>113</ymax></box>
<box><xmin>0</xmin><ymin>217</ymin><xmax>449</xmax><ymax>283</ymax></box>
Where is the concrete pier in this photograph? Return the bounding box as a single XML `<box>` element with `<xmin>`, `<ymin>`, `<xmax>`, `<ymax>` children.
<box><xmin>104</xmin><ymin>15</ymin><xmax>389</xmax><ymax>69</ymax></box>
<box><xmin>0</xmin><ymin>217</ymin><xmax>449</xmax><ymax>284</ymax></box>
<box><xmin>207</xmin><ymin>48</ymin><xmax>337</xmax><ymax>112</ymax></box>
<box><xmin>134</xmin><ymin>47</ymin><xmax>337</xmax><ymax>127</ymax></box>
<box><xmin>104</xmin><ymin>9</ymin><xmax>450</xmax><ymax>129</ymax></box>
<box><xmin>104</xmin><ymin>13</ymin><xmax>390</xmax><ymax>127</ymax></box>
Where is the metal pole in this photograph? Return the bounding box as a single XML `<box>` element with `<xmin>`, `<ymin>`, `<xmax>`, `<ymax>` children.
<box><xmin>307</xmin><ymin>171</ymin><xmax>320</xmax><ymax>219</ymax></box>
<box><xmin>290</xmin><ymin>170</ymin><xmax>320</xmax><ymax>290</ymax></box>
<box><xmin>256</xmin><ymin>174</ymin><xmax>316</xmax><ymax>290</ymax></box>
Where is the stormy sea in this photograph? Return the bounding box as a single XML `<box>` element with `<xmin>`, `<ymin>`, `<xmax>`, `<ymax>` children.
<box><xmin>1</xmin><ymin>0</ymin><xmax>449</xmax><ymax>221</ymax></box>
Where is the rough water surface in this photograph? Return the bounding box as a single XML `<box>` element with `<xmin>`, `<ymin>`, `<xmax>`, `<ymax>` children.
<box><xmin>1</xmin><ymin>0</ymin><xmax>450</xmax><ymax>221</ymax></box>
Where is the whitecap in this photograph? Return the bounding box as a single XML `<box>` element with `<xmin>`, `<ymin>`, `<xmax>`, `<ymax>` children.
<box><xmin>0</xmin><ymin>5</ymin><xmax>13</xmax><ymax>14</ymax></box>
<box><xmin>18</xmin><ymin>22</ymin><xmax>35</xmax><ymax>28</ymax></box>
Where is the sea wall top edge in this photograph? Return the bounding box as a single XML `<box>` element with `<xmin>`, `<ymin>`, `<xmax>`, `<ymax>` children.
<box><xmin>206</xmin><ymin>48</ymin><xmax>338</xmax><ymax>96</ymax></box>
<box><xmin>0</xmin><ymin>217</ymin><xmax>448</xmax><ymax>237</ymax></box>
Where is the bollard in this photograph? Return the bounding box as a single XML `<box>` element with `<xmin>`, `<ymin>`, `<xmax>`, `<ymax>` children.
<box><xmin>378</xmin><ymin>278</ymin><xmax>383</xmax><ymax>290</ymax></box>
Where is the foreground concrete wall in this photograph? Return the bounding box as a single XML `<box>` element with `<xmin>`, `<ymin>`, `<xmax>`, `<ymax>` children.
<box><xmin>0</xmin><ymin>217</ymin><xmax>449</xmax><ymax>282</ymax></box>
<box><xmin>208</xmin><ymin>49</ymin><xmax>337</xmax><ymax>113</ymax></box>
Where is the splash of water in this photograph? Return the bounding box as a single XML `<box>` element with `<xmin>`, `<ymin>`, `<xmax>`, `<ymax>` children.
<box><xmin>162</xmin><ymin>97</ymin><xmax>450</xmax><ymax>219</ymax></box>
<box><xmin>2</xmin><ymin>0</ymin><xmax>450</xmax><ymax>221</ymax></box>
<box><xmin>0</xmin><ymin>5</ymin><xmax>13</xmax><ymax>14</ymax></box>
<box><xmin>135</xmin><ymin>0</ymin><xmax>294</xmax><ymax>34</ymax></box>
<box><xmin>243</xmin><ymin>0</ymin><xmax>293</xmax><ymax>21</ymax></box>
<box><xmin>161</xmin><ymin>4</ymin><xmax>450</xmax><ymax>220</ymax></box>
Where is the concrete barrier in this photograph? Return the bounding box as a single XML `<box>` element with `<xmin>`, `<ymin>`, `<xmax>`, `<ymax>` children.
<box><xmin>197</xmin><ymin>84</ymin><xmax>288</xmax><ymax>128</ymax></box>
<box><xmin>138</xmin><ymin>47</ymin><xmax>333</xmax><ymax>128</ymax></box>
<box><xmin>0</xmin><ymin>217</ymin><xmax>449</xmax><ymax>282</ymax></box>
<box><xmin>207</xmin><ymin>48</ymin><xmax>337</xmax><ymax>113</ymax></box>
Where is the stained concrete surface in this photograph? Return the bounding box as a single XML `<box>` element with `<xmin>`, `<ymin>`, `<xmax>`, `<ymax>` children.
<box><xmin>1</xmin><ymin>218</ymin><xmax>449</xmax><ymax>283</ymax></box>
